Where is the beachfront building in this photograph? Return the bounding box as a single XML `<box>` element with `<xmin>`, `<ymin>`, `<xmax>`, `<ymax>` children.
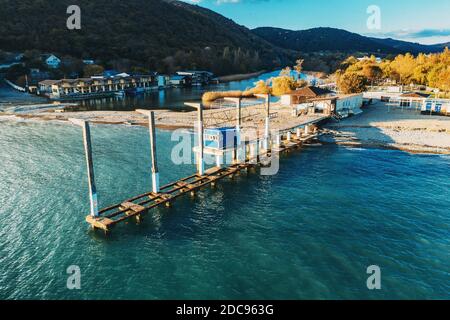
<box><xmin>176</xmin><ymin>71</ymin><xmax>215</xmax><ymax>85</ymax></box>
<box><xmin>334</xmin><ymin>94</ymin><xmax>364</xmax><ymax>117</ymax></box>
<box><xmin>422</xmin><ymin>99</ymin><xmax>450</xmax><ymax>116</ymax></box>
<box><xmin>169</xmin><ymin>75</ymin><xmax>191</xmax><ymax>87</ymax></box>
<box><xmin>280</xmin><ymin>86</ymin><xmax>334</xmax><ymax>106</ymax></box>
<box><xmin>38</xmin><ymin>73</ymin><xmax>157</xmax><ymax>99</ymax></box>
<box><xmin>387</xmin><ymin>92</ymin><xmax>430</xmax><ymax>110</ymax></box>
<box><xmin>281</xmin><ymin>86</ymin><xmax>363</xmax><ymax>119</ymax></box>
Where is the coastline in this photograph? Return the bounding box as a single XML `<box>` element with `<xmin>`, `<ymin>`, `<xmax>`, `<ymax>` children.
<box><xmin>1</xmin><ymin>100</ymin><xmax>449</xmax><ymax>155</ymax></box>
<box><xmin>321</xmin><ymin>102</ymin><xmax>450</xmax><ymax>155</ymax></box>
<box><xmin>217</xmin><ymin>70</ymin><xmax>266</xmax><ymax>82</ymax></box>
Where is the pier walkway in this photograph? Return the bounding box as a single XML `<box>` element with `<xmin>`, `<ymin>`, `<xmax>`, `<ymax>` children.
<box><xmin>71</xmin><ymin>94</ymin><xmax>330</xmax><ymax>233</ymax></box>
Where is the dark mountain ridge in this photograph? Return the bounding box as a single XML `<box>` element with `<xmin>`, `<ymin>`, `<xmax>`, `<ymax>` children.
<box><xmin>252</xmin><ymin>27</ymin><xmax>447</xmax><ymax>54</ymax></box>
<box><xmin>0</xmin><ymin>0</ymin><xmax>293</xmax><ymax>74</ymax></box>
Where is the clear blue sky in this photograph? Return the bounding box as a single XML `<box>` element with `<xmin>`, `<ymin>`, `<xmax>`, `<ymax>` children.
<box><xmin>184</xmin><ymin>0</ymin><xmax>450</xmax><ymax>44</ymax></box>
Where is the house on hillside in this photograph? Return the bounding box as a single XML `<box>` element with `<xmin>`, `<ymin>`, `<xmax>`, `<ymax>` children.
<box><xmin>41</xmin><ymin>54</ymin><xmax>61</xmax><ymax>69</ymax></box>
<box><xmin>30</xmin><ymin>68</ymin><xmax>51</xmax><ymax>82</ymax></box>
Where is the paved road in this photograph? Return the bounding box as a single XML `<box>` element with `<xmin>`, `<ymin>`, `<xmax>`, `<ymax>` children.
<box><xmin>0</xmin><ymin>75</ymin><xmax>46</xmax><ymax>105</ymax></box>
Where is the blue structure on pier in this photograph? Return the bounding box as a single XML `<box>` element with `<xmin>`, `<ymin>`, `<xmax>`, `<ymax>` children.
<box><xmin>204</xmin><ymin>127</ymin><xmax>237</xmax><ymax>151</ymax></box>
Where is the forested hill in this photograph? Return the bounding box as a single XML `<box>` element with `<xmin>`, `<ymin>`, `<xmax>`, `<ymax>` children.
<box><xmin>252</xmin><ymin>27</ymin><xmax>447</xmax><ymax>54</ymax></box>
<box><xmin>0</xmin><ymin>0</ymin><xmax>293</xmax><ymax>75</ymax></box>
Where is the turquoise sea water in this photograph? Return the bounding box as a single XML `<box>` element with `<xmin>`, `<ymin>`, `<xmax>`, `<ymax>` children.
<box><xmin>0</xmin><ymin>120</ymin><xmax>449</xmax><ymax>299</ymax></box>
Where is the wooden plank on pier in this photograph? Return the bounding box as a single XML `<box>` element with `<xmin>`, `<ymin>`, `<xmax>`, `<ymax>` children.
<box><xmin>120</xmin><ymin>202</ymin><xmax>146</xmax><ymax>213</ymax></box>
<box><xmin>86</xmin><ymin>216</ymin><xmax>115</xmax><ymax>232</ymax></box>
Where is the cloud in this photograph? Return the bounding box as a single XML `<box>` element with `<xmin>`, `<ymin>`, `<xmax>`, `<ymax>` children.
<box><xmin>216</xmin><ymin>0</ymin><xmax>241</xmax><ymax>3</ymax></box>
<box><xmin>371</xmin><ymin>29</ymin><xmax>450</xmax><ymax>40</ymax></box>
<box><xmin>367</xmin><ymin>29</ymin><xmax>450</xmax><ymax>45</ymax></box>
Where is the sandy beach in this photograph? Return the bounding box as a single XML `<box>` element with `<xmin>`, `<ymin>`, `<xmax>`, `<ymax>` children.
<box><xmin>0</xmin><ymin>102</ymin><xmax>327</xmax><ymax>136</ymax></box>
<box><xmin>322</xmin><ymin>101</ymin><xmax>450</xmax><ymax>154</ymax></box>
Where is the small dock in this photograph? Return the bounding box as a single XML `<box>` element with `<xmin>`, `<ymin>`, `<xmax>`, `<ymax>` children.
<box><xmin>71</xmin><ymin>94</ymin><xmax>329</xmax><ymax>233</ymax></box>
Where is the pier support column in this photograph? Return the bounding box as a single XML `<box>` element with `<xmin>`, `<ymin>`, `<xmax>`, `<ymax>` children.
<box><xmin>275</xmin><ymin>134</ymin><xmax>281</xmax><ymax>147</ymax></box>
<box><xmin>216</xmin><ymin>154</ymin><xmax>223</xmax><ymax>168</ymax></box>
<box><xmin>197</xmin><ymin>105</ymin><xmax>205</xmax><ymax>175</ymax></box>
<box><xmin>287</xmin><ymin>131</ymin><xmax>292</xmax><ymax>142</ymax></box>
<box><xmin>249</xmin><ymin>141</ymin><xmax>257</xmax><ymax>164</ymax></box>
<box><xmin>69</xmin><ymin>119</ymin><xmax>99</xmax><ymax>218</ymax></box>
<box><xmin>149</xmin><ymin>112</ymin><xmax>160</xmax><ymax>193</ymax></box>
<box><xmin>225</xmin><ymin>97</ymin><xmax>242</xmax><ymax>164</ymax></box>
<box><xmin>255</xmin><ymin>94</ymin><xmax>271</xmax><ymax>152</ymax></box>
<box><xmin>244</xmin><ymin>140</ymin><xmax>250</xmax><ymax>163</ymax></box>
<box><xmin>136</xmin><ymin>110</ymin><xmax>160</xmax><ymax>193</ymax></box>
<box><xmin>256</xmin><ymin>137</ymin><xmax>260</xmax><ymax>162</ymax></box>
<box><xmin>264</xmin><ymin>118</ymin><xmax>270</xmax><ymax>151</ymax></box>
<box><xmin>305</xmin><ymin>125</ymin><xmax>310</xmax><ymax>135</ymax></box>
<box><xmin>185</xmin><ymin>103</ymin><xmax>205</xmax><ymax>176</ymax></box>
<box><xmin>296</xmin><ymin>127</ymin><xmax>302</xmax><ymax>138</ymax></box>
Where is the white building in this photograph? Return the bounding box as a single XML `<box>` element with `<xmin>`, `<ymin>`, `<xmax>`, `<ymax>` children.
<box><xmin>335</xmin><ymin>94</ymin><xmax>364</xmax><ymax>118</ymax></box>
<box><xmin>282</xmin><ymin>86</ymin><xmax>363</xmax><ymax>119</ymax></box>
<box><xmin>42</xmin><ymin>54</ymin><xmax>61</xmax><ymax>69</ymax></box>
<box><xmin>422</xmin><ymin>99</ymin><xmax>450</xmax><ymax>116</ymax></box>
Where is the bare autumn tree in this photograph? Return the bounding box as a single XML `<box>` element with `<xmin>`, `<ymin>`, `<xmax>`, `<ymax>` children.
<box><xmin>294</xmin><ymin>58</ymin><xmax>304</xmax><ymax>80</ymax></box>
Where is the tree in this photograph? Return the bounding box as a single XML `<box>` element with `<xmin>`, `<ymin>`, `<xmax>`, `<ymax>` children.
<box><xmin>249</xmin><ymin>80</ymin><xmax>271</xmax><ymax>94</ymax></box>
<box><xmin>5</xmin><ymin>64</ymin><xmax>28</xmax><ymax>82</ymax></box>
<box><xmin>279</xmin><ymin>67</ymin><xmax>292</xmax><ymax>77</ymax></box>
<box><xmin>295</xmin><ymin>79</ymin><xmax>309</xmax><ymax>89</ymax></box>
<box><xmin>390</xmin><ymin>53</ymin><xmax>415</xmax><ymax>84</ymax></box>
<box><xmin>83</xmin><ymin>64</ymin><xmax>104</xmax><ymax>77</ymax></box>
<box><xmin>294</xmin><ymin>58</ymin><xmax>304</xmax><ymax>79</ymax></box>
<box><xmin>362</xmin><ymin>65</ymin><xmax>382</xmax><ymax>85</ymax></box>
<box><xmin>271</xmin><ymin>75</ymin><xmax>296</xmax><ymax>96</ymax></box>
<box><xmin>337</xmin><ymin>72</ymin><xmax>367</xmax><ymax>94</ymax></box>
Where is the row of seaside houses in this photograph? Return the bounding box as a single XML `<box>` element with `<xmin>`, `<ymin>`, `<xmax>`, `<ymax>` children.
<box><xmin>38</xmin><ymin>73</ymin><xmax>157</xmax><ymax>99</ymax></box>
<box><xmin>38</xmin><ymin>71</ymin><xmax>217</xmax><ymax>100</ymax></box>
